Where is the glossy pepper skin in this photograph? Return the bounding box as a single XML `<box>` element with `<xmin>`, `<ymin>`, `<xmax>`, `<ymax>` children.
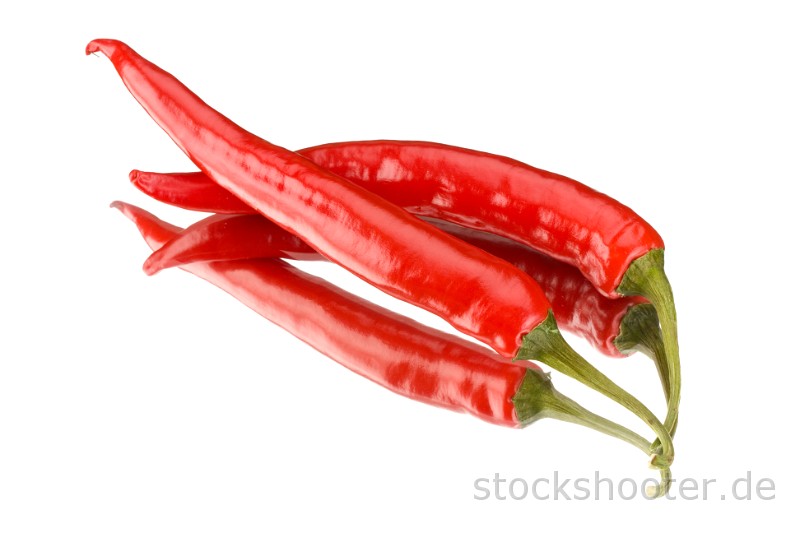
<box><xmin>132</xmin><ymin>170</ymin><xmax>670</xmax><ymax>399</ymax></box>
<box><xmin>89</xmin><ymin>39</ymin><xmax>674</xmax><ymax>465</ymax></box>
<box><xmin>131</xmin><ymin>142</ymin><xmax>660</xmax><ymax>296</ymax></box>
<box><xmin>112</xmin><ymin>201</ymin><xmax>670</xmax><ymax>496</ymax></box>
<box><xmin>143</xmin><ymin>210</ymin><xmax>656</xmax><ymax>362</ymax></box>
<box><xmin>301</xmin><ymin>141</ymin><xmax>665</xmax><ymax>297</ymax></box>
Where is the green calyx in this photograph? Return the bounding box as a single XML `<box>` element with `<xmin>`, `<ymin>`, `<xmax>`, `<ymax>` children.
<box><xmin>617</xmin><ymin>249</ymin><xmax>680</xmax><ymax>442</ymax></box>
<box><xmin>615</xmin><ymin>303</ymin><xmax>670</xmax><ymax>403</ymax></box>
<box><xmin>515</xmin><ymin>311</ymin><xmax>674</xmax><ymax>467</ymax></box>
<box><xmin>513</xmin><ymin>368</ymin><xmax>672</xmax><ymax>498</ymax></box>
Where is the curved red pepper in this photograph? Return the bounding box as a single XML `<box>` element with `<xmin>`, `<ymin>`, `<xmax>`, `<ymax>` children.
<box><xmin>88</xmin><ymin>39</ymin><xmax>673</xmax><ymax>464</ymax></box>
<box><xmin>130</xmin><ymin>170</ymin><xmax>257</xmax><ymax>214</ymax></box>
<box><xmin>130</xmin><ymin>142</ymin><xmax>660</xmax><ymax>293</ymax></box>
<box><xmin>112</xmin><ymin>200</ymin><xmax>670</xmax><ymax>496</ymax></box>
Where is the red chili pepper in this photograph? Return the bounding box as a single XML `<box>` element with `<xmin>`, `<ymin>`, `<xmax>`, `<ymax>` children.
<box><xmin>111</xmin><ymin>200</ymin><xmax>671</xmax><ymax>496</ymax></box>
<box><xmin>129</xmin><ymin>170</ymin><xmax>262</xmax><ymax>214</ymax></box>
<box><xmin>87</xmin><ymin>39</ymin><xmax>673</xmax><ymax>465</ymax></box>
<box><xmin>139</xmin><ymin>208</ymin><xmax>670</xmax><ymax>401</ymax></box>
<box><xmin>131</xmin><ymin>137</ymin><xmax>681</xmax><ymax>439</ymax></box>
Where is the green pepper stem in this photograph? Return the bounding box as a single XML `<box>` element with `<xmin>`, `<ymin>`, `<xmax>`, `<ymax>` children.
<box><xmin>615</xmin><ymin>303</ymin><xmax>670</xmax><ymax>403</ymax></box>
<box><xmin>516</xmin><ymin>311</ymin><xmax>674</xmax><ymax>467</ymax></box>
<box><xmin>513</xmin><ymin>369</ymin><xmax>672</xmax><ymax>498</ymax></box>
<box><xmin>618</xmin><ymin>249</ymin><xmax>680</xmax><ymax>441</ymax></box>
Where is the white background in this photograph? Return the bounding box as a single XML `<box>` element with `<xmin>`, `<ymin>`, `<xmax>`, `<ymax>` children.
<box><xmin>2</xmin><ymin>0</ymin><xmax>798</xmax><ymax>530</ymax></box>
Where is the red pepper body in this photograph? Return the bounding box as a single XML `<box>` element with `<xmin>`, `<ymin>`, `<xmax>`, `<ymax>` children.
<box><xmin>129</xmin><ymin>171</ymin><xmax>249</xmax><ymax>213</ymax></box>
<box><xmin>299</xmin><ymin>141</ymin><xmax>664</xmax><ymax>297</ymax></box>
<box><xmin>131</xmin><ymin>138</ymin><xmax>664</xmax><ymax>298</ymax></box>
<box><xmin>130</xmin><ymin>170</ymin><xmax>258</xmax><ymax>214</ymax></box>
<box><xmin>89</xmin><ymin>39</ymin><xmax>548</xmax><ymax>359</ymax></box>
<box><xmin>142</xmin><ymin>208</ymin><xmax>643</xmax><ymax>358</ymax></box>
<box><xmin>114</xmin><ymin>202</ymin><xmax>526</xmax><ymax>427</ymax></box>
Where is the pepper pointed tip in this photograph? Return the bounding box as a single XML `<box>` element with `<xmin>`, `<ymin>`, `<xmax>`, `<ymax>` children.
<box><xmin>85</xmin><ymin>39</ymin><xmax>123</xmax><ymax>57</ymax></box>
<box><xmin>142</xmin><ymin>254</ymin><xmax>161</xmax><ymax>276</ymax></box>
<box><xmin>85</xmin><ymin>39</ymin><xmax>105</xmax><ymax>56</ymax></box>
<box><xmin>110</xmin><ymin>201</ymin><xmax>139</xmax><ymax>223</ymax></box>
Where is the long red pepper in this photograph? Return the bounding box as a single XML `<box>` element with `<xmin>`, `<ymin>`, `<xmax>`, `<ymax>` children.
<box><xmin>131</xmin><ymin>138</ymin><xmax>681</xmax><ymax>441</ymax></box>
<box><xmin>112</xmin><ymin>201</ymin><xmax>671</xmax><ymax>496</ymax></box>
<box><xmin>141</xmin><ymin>209</ymin><xmax>670</xmax><ymax>401</ymax></box>
<box><xmin>88</xmin><ymin>39</ymin><xmax>674</xmax><ymax>464</ymax></box>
